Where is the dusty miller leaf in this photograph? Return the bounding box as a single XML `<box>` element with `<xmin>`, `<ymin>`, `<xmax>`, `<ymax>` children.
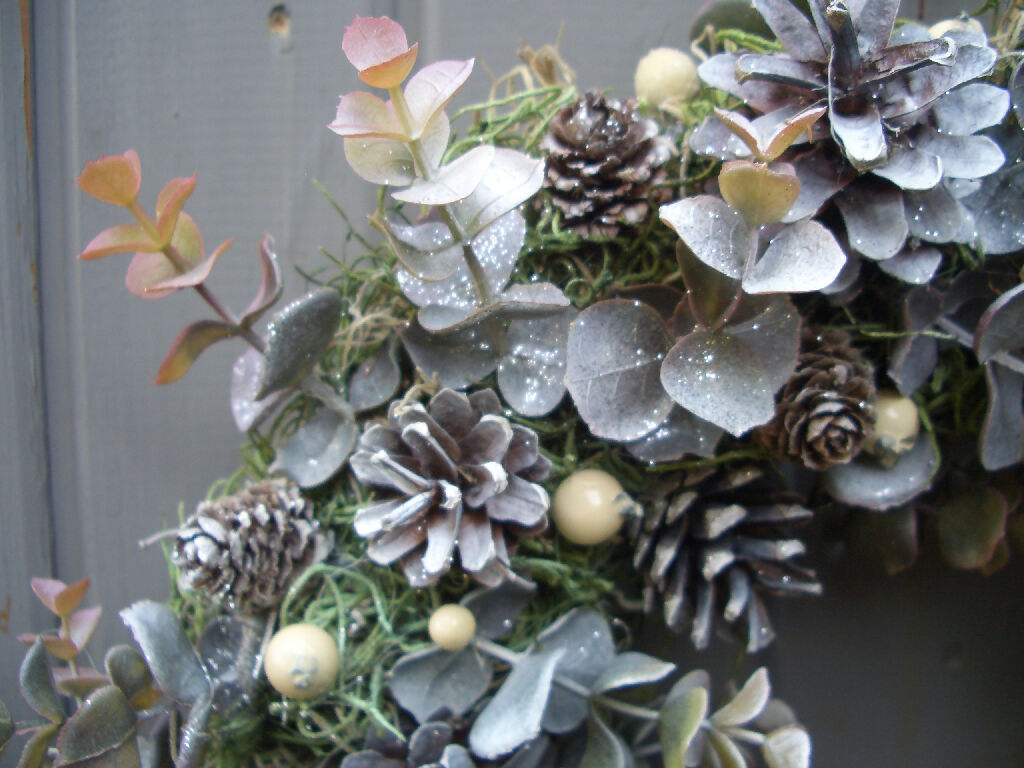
<box><xmin>120</xmin><ymin>601</ymin><xmax>209</xmax><ymax>706</ymax></box>
<box><xmin>20</xmin><ymin>640</ymin><xmax>63</xmax><ymax>723</ymax></box>
<box><xmin>270</xmin><ymin>405</ymin><xmax>358</xmax><ymax>488</ymax></box>
<box><xmin>53</xmin><ymin>685</ymin><xmax>138</xmax><ymax>766</ymax></box>
<box><xmin>390</xmin><ymin>647</ymin><xmax>492</xmax><ymax>724</ymax></box>
<box><xmin>258</xmin><ymin>289</ymin><xmax>344</xmax><ymax>399</ymax></box>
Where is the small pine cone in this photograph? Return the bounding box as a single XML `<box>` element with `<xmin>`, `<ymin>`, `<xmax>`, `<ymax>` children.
<box><xmin>173</xmin><ymin>478</ymin><xmax>331</xmax><ymax>613</ymax></box>
<box><xmin>541</xmin><ymin>91</ymin><xmax>672</xmax><ymax>237</ymax></box>
<box><xmin>760</xmin><ymin>329</ymin><xmax>877</xmax><ymax>471</ymax></box>
<box><xmin>350</xmin><ymin>388</ymin><xmax>551</xmax><ymax>588</ymax></box>
<box><xmin>630</xmin><ymin>466</ymin><xmax>821</xmax><ymax>652</ymax></box>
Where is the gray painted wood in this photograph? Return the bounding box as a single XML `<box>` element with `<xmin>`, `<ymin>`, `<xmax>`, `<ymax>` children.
<box><xmin>5</xmin><ymin>0</ymin><xmax>1021</xmax><ymax>764</ymax></box>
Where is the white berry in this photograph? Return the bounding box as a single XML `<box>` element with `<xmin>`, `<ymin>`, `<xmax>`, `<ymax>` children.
<box><xmin>264</xmin><ymin>623</ymin><xmax>339</xmax><ymax>699</ymax></box>
<box><xmin>552</xmin><ymin>469</ymin><xmax>632</xmax><ymax>546</ymax></box>
<box><xmin>864</xmin><ymin>390</ymin><xmax>920</xmax><ymax>466</ymax></box>
<box><xmin>428</xmin><ymin>604</ymin><xmax>477</xmax><ymax>651</ymax></box>
<box><xmin>634</xmin><ymin>47</ymin><xmax>699</xmax><ymax>107</ymax></box>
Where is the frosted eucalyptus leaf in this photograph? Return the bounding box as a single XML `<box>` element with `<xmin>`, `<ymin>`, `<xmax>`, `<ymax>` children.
<box><xmin>419</xmin><ymin>283</ymin><xmax>569</xmax><ymax>334</ymax></box>
<box><xmin>461</xmin><ymin>581</ymin><xmax>536</xmax><ymax>640</ymax></box>
<box><xmin>727</xmin><ymin>296</ymin><xmax>801</xmax><ymax>396</ymax></box>
<box><xmin>230</xmin><ymin>348</ymin><xmax>283</xmax><ymax>432</ymax></box>
<box><xmin>675</xmin><ymin>243</ymin><xmax>737</xmax><ymax>329</ymax></box>
<box><xmin>240</xmin><ymin>235</ymin><xmax>284</xmax><ymax>326</ymax></box>
<box><xmin>762</xmin><ymin>726</ymin><xmax>811</xmax><ymax>768</ymax></box>
<box><xmin>625</xmin><ymin>407</ymin><xmax>723</xmax><ymax>463</ymax></box>
<box><xmin>689</xmin><ymin>116</ymin><xmax>752</xmax><ymax>161</ymax></box>
<box><xmin>975</xmin><ymin>283</ymin><xmax>1024</xmax><ymax>363</ymax></box>
<box><xmin>389</xmin><ymin>647</ymin><xmax>493</xmax><ymax>723</ymax></box>
<box><xmin>120</xmin><ymin>601</ymin><xmax>210</xmax><ymax>706</ymax></box>
<box><xmin>579</xmin><ymin>712</ymin><xmax>634</xmax><ymax>768</ymax></box>
<box><xmin>450</xmin><ymin>149</ymin><xmax>545</xmax><ymax>238</ymax></box>
<box><xmin>903</xmin><ymin>186</ymin><xmax>963</xmax><ymax>243</ymax></box>
<box><xmin>883</xmin><ymin>44</ymin><xmax>997</xmax><ymax>118</ymax></box>
<box><xmin>834</xmin><ymin>182</ymin><xmax>907</xmax><ymax>261</ymax></box>
<box><xmin>401</xmin><ymin>320</ymin><xmax>502</xmax><ymax>390</ymax></box>
<box><xmin>822</xmin><ymin>433</ymin><xmax>937</xmax><ymax>510</ymax></box>
<box><xmin>888</xmin><ymin>286</ymin><xmax>942</xmax><ymax>395</ymax></box>
<box><xmin>469</xmin><ymin>648</ymin><xmax>564</xmax><ymax>759</ymax></box>
<box><xmin>258</xmin><ymin>289</ymin><xmax>344</xmax><ymax>399</ymax></box>
<box><xmin>589</xmin><ymin>652</ymin><xmax>675</xmax><ymax>695</ymax></box>
<box><xmin>752</xmin><ymin>0</ymin><xmax>826</xmax><ymax>61</ymax></box>
<box><xmin>1012</xmin><ymin>60</ymin><xmax>1024</xmax><ymax>127</ymax></box>
<box><xmin>20</xmin><ymin>639</ymin><xmax>63</xmax><ymax>723</ymax></box>
<box><xmin>659</xmin><ymin>196</ymin><xmax>751</xmax><ymax>279</ymax></box>
<box><xmin>876</xmin><ymin>244</ymin><xmax>942</xmax><ymax>284</ymax></box>
<box><xmin>564</xmin><ymin>300</ymin><xmax>674</xmax><ymax>441</ymax></box>
<box><xmin>344</xmin><ymin>136</ymin><xmax>416</xmax><ymax>186</ymax></box>
<box><xmin>404</xmin><ymin>60</ymin><xmax>474</xmax><ymax>136</ymax></box>
<box><xmin>719</xmin><ymin>162</ymin><xmax>800</xmax><ymax>228</ymax></box>
<box><xmin>349</xmin><ymin>339</ymin><xmax>401</xmax><ymax>412</ymax></box>
<box><xmin>743</xmin><ymin>220</ymin><xmax>846</xmax><ymax>293</ymax></box>
<box><xmin>658</xmin><ymin>684</ymin><xmax>708</xmax><ymax>768</ymax></box>
<box><xmin>958</xmin><ymin>127</ymin><xmax>1024</xmax><ymax>254</ymax></box>
<box><xmin>710</xmin><ymin>668</ymin><xmax>769</xmax><ymax>727</ymax></box>
<box><xmin>830</xmin><ymin>103</ymin><xmax>886</xmax><ymax>170</ymax></box>
<box><xmin>917</xmin><ymin>132</ymin><xmax>1004</xmax><ymax>180</ymax></box>
<box><xmin>498</xmin><ymin>309</ymin><xmax>575</xmax><ymax>417</ymax></box>
<box><xmin>933</xmin><ymin>83</ymin><xmax>1010</xmax><ymax>136</ymax></box>
<box><xmin>871</xmin><ymin>147</ymin><xmax>942</xmax><ymax>191</ymax></box>
<box><xmin>104</xmin><ymin>645</ymin><xmax>153</xmax><ymax>704</ymax></box>
<box><xmin>394</xmin><ymin>145</ymin><xmax>495</xmax><ymax>206</ymax></box>
<box><xmin>53</xmin><ymin>685</ymin><xmax>137</xmax><ymax>765</ymax></box>
<box><xmin>784</xmin><ymin>150</ymin><xmax>854</xmax><ymax>222</ymax></box>
<box><xmin>270</xmin><ymin>405</ymin><xmax>358</xmax><ymax>488</ymax></box>
<box><xmin>980</xmin><ymin>363</ymin><xmax>1024</xmax><ymax>471</ymax></box>
<box><xmin>377</xmin><ymin>219</ymin><xmax>463</xmax><ymax>281</ymax></box>
<box><xmin>198</xmin><ymin>617</ymin><xmax>262</xmax><ymax>711</ymax></box>
<box><xmin>934</xmin><ymin>486</ymin><xmax>1008</xmax><ymax>569</ymax></box>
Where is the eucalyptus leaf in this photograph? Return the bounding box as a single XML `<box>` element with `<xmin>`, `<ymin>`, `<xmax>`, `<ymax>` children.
<box><xmin>934</xmin><ymin>486</ymin><xmax>1008</xmax><ymax>570</ymax></box>
<box><xmin>625</xmin><ymin>407</ymin><xmax>724</xmax><ymax>463</ymax></box>
<box><xmin>441</xmin><ymin>744</ymin><xmax>477</xmax><ymax>768</ymax></box>
<box><xmin>903</xmin><ymin>186</ymin><xmax>963</xmax><ymax>243</ymax></box>
<box><xmin>589</xmin><ymin>652</ymin><xmax>674</xmax><ymax>695</ymax></box>
<box><xmin>1012</xmin><ymin>60</ymin><xmax>1024</xmax><ymax>127</ymax></box>
<box><xmin>710</xmin><ymin>668</ymin><xmax>769</xmax><ymax>727</ymax></box>
<box><xmin>676</xmin><ymin>243</ymin><xmax>737</xmax><ymax>329</ymax></box>
<box><xmin>579</xmin><ymin>712</ymin><xmax>634</xmax><ymax>768</ymax></box>
<box><xmin>257</xmin><ymin>289</ymin><xmax>344</xmax><ymax>399</ymax></box>
<box><xmin>744</xmin><ymin>220</ymin><xmax>846</xmax><ymax>294</ymax></box>
<box><xmin>53</xmin><ymin>685</ymin><xmax>137</xmax><ymax>766</ymax></box>
<box><xmin>876</xmin><ymin>244</ymin><xmax>942</xmax><ymax>285</ymax></box>
<box><xmin>270</xmin><ymin>405</ymin><xmax>358</xmax><ymax>488</ymax></box>
<box><xmin>958</xmin><ymin>125</ymin><xmax>1024</xmax><ymax>254</ymax></box>
<box><xmin>461</xmin><ymin>581</ymin><xmax>536</xmax><ymax>640</ymax></box>
<box><xmin>450</xmin><ymin>149</ymin><xmax>545</xmax><ymax>239</ymax></box>
<box><xmin>20</xmin><ymin>639</ymin><xmax>63</xmax><ymax>724</ymax></box>
<box><xmin>707</xmin><ymin>729</ymin><xmax>747</xmax><ymax>768</ymax></box>
<box><xmin>735</xmin><ymin>53</ymin><xmax>824</xmax><ymax>93</ymax></box>
<box><xmin>344</xmin><ymin>136</ymin><xmax>417</xmax><ymax>187</ymax></box>
<box><xmin>689</xmin><ymin>115</ymin><xmax>752</xmax><ymax>161</ymax></box>
<box><xmin>564</xmin><ymin>300</ymin><xmax>674</xmax><ymax>442</ymax></box>
<box><xmin>917</xmin><ymin>132</ymin><xmax>1004</xmax><ymax>180</ymax></box>
<box><xmin>822</xmin><ymin>433</ymin><xmax>937</xmax><ymax>510</ymax></box>
<box><xmin>390</xmin><ymin>647</ymin><xmax>493</xmax><ymax>724</ymax></box>
<box><xmin>871</xmin><ymin>147</ymin><xmax>943</xmax><ymax>191</ymax></box>
<box><xmin>698</xmin><ymin>53</ymin><xmax>798</xmax><ymax>113</ymax></box>
<box><xmin>784</xmin><ymin>149</ymin><xmax>855</xmax><ymax>222</ymax></box>
<box><xmin>980</xmin><ymin>363</ymin><xmax>1024</xmax><ymax>471</ymax></box>
<box><xmin>658</xmin><ymin>685</ymin><xmax>708</xmax><ymax>768</ymax></box>
<box><xmin>497</xmin><ymin>309</ymin><xmax>575</xmax><ymax>417</ymax></box>
<box><xmin>469</xmin><ymin>648</ymin><xmax>564</xmax><ymax>760</ymax></box>
<box><xmin>120</xmin><ymin>601</ymin><xmax>210</xmax><ymax>706</ymax></box>
<box><xmin>830</xmin><ymin>102</ymin><xmax>886</xmax><ymax>170</ymax></box>
<box><xmin>762</xmin><ymin>726</ymin><xmax>811</xmax><ymax>768</ymax></box>
<box><xmin>349</xmin><ymin>339</ymin><xmax>401</xmax><ymax>412</ymax></box>
<box><xmin>198</xmin><ymin>616</ymin><xmax>263</xmax><ymax>712</ymax></box>
<box><xmin>376</xmin><ymin>219</ymin><xmax>463</xmax><ymax>282</ymax></box>
<box><xmin>888</xmin><ymin>286</ymin><xmax>942</xmax><ymax>395</ymax></box>
<box><xmin>719</xmin><ymin>162</ymin><xmax>800</xmax><ymax>228</ymax></box>
<box><xmin>834</xmin><ymin>181</ymin><xmax>907</xmax><ymax>261</ymax></box>
<box><xmin>933</xmin><ymin>83</ymin><xmax>1010</xmax><ymax>136</ymax></box>
<box><xmin>16</xmin><ymin>723</ymin><xmax>60</xmax><ymax>768</ymax></box>
<box><xmin>401</xmin><ymin>319</ymin><xmax>503</xmax><ymax>390</ymax></box>
<box><xmin>659</xmin><ymin>196</ymin><xmax>752</xmax><ymax>280</ymax></box>
<box><xmin>393</xmin><ymin>145</ymin><xmax>495</xmax><ymax>206</ymax></box>
<box><xmin>975</xmin><ymin>283</ymin><xmax>1024</xmax><ymax>363</ymax></box>
<box><xmin>752</xmin><ymin>0</ymin><xmax>827</xmax><ymax>62</ymax></box>
<box><xmin>230</xmin><ymin>348</ymin><xmax>282</xmax><ymax>432</ymax></box>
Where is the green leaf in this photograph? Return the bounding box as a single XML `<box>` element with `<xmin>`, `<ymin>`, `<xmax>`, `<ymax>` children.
<box><xmin>708</xmin><ymin>729</ymin><xmax>747</xmax><ymax>768</ymax></box>
<box><xmin>54</xmin><ymin>667</ymin><xmax>109</xmax><ymax>699</ymax></box>
<box><xmin>719</xmin><ymin>161</ymin><xmax>800</xmax><ymax>228</ymax></box>
<box><xmin>848</xmin><ymin>506</ymin><xmax>918</xmax><ymax>575</ymax></box>
<box><xmin>580</xmin><ymin>711</ymin><xmax>634</xmax><ymax>768</ymax></box>
<box><xmin>153</xmin><ymin>320</ymin><xmax>236</xmax><ymax>385</ymax></box>
<box><xmin>16</xmin><ymin>723</ymin><xmax>60</xmax><ymax>768</ymax></box>
<box><xmin>53</xmin><ymin>686</ymin><xmax>137</xmax><ymax>767</ymax></box>
<box><xmin>20</xmin><ymin>639</ymin><xmax>64</xmax><ymax>723</ymax></box>
<box><xmin>658</xmin><ymin>686</ymin><xmax>708</xmax><ymax>768</ymax></box>
<box><xmin>257</xmin><ymin>289</ymin><xmax>344</xmax><ymax>398</ymax></box>
<box><xmin>711</xmin><ymin>668</ymin><xmax>770</xmax><ymax>727</ymax></box>
<box><xmin>269</xmin><ymin>406</ymin><xmax>357</xmax><ymax>488</ymax></box>
<box><xmin>935</xmin><ymin>486</ymin><xmax>1008</xmax><ymax>570</ymax></box>
<box><xmin>104</xmin><ymin>646</ymin><xmax>154</xmax><ymax>705</ymax></box>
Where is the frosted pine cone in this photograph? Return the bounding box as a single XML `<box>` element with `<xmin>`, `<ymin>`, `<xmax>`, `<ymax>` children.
<box><xmin>542</xmin><ymin>91</ymin><xmax>672</xmax><ymax>237</ymax></box>
<box><xmin>350</xmin><ymin>388</ymin><xmax>551</xmax><ymax>587</ymax></box>
<box><xmin>631</xmin><ymin>466</ymin><xmax>821</xmax><ymax>652</ymax></box>
<box><xmin>760</xmin><ymin>329</ymin><xmax>876</xmax><ymax>470</ymax></box>
<box><xmin>173</xmin><ymin>478</ymin><xmax>331</xmax><ymax>613</ymax></box>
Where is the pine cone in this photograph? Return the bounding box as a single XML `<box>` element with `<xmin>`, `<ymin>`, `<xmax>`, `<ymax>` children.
<box><xmin>541</xmin><ymin>91</ymin><xmax>671</xmax><ymax>237</ymax></box>
<box><xmin>630</xmin><ymin>466</ymin><xmax>821</xmax><ymax>652</ymax></box>
<box><xmin>760</xmin><ymin>329</ymin><xmax>876</xmax><ymax>471</ymax></box>
<box><xmin>350</xmin><ymin>388</ymin><xmax>551</xmax><ymax>587</ymax></box>
<box><xmin>173</xmin><ymin>478</ymin><xmax>331</xmax><ymax>613</ymax></box>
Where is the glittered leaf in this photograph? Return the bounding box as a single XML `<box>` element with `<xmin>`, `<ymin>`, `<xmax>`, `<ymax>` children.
<box><xmin>625</xmin><ymin>407</ymin><xmax>724</xmax><ymax>463</ymax></box>
<box><xmin>104</xmin><ymin>645</ymin><xmax>155</xmax><ymax>706</ymax></box>
<box><xmin>230</xmin><ymin>348</ymin><xmax>283</xmax><ymax>431</ymax></box>
<box><xmin>660</xmin><ymin>196</ymin><xmax>751</xmax><ymax>279</ymax></box>
<box><xmin>54</xmin><ymin>685</ymin><xmax>137</xmax><ymax>766</ymax></box>
<box><xmin>975</xmin><ymin>283</ymin><xmax>1024</xmax><ymax>363</ymax></box>
<box><xmin>784</xmin><ymin>149</ymin><xmax>854</xmax><ymax>222</ymax></box>
<box><xmin>762</xmin><ymin>726</ymin><xmax>811</xmax><ymax>768</ymax></box>
<box><xmin>690</xmin><ymin>115</ymin><xmax>752</xmax><ymax>161</ymax></box>
<box><xmin>823</xmin><ymin>433</ymin><xmax>938</xmax><ymax>510</ymax></box>
<box><xmin>917</xmin><ymin>132</ymin><xmax>1004</xmax><ymax>180</ymax></box>
<box><xmin>198</xmin><ymin>616</ymin><xmax>262</xmax><ymax>712</ymax></box>
<box><xmin>762</xmin><ymin>105</ymin><xmax>826</xmax><ymax>161</ymax></box>
<box><xmin>565</xmin><ymin>300</ymin><xmax>674</xmax><ymax>442</ymax></box>
<box><xmin>933</xmin><ymin>83</ymin><xmax>1009</xmax><ymax>136</ymax></box>
<box><xmin>497</xmin><ymin>309</ymin><xmax>575</xmax><ymax>417</ymax></box>
<box><xmin>16</xmin><ymin>724</ymin><xmax>59</xmax><ymax>768</ymax></box>
<box><xmin>980</xmin><ymin>363</ymin><xmax>1024</xmax><ymax>471</ymax></box>
<box><xmin>872</xmin><ymin>147</ymin><xmax>943</xmax><ymax>191</ymax></box>
<box><xmin>349</xmin><ymin>339</ymin><xmax>401</xmax><ymax>412</ymax></box>
<box><xmin>659</xmin><ymin>684</ymin><xmax>708</xmax><ymax>768</ymax></box>
<box><xmin>401</xmin><ymin>319</ymin><xmax>502</xmax><ymax>390</ymax></box>
<box><xmin>958</xmin><ymin>126</ymin><xmax>1024</xmax><ymax>254</ymax></box>
<box><xmin>241</xmin><ymin>235</ymin><xmax>283</xmax><ymax>326</ymax></box>
<box><xmin>32</xmin><ymin>577</ymin><xmax>90</xmax><ymax>618</ymax></box>
<box><xmin>270</xmin><ymin>406</ymin><xmax>358</xmax><ymax>488</ymax></box>
<box><xmin>120</xmin><ymin>601</ymin><xmax>209</xmax><ymax>706</ymax></box>
<box><xmin>835</xmin><ymin>181</ymin><xmax>906</xmax><ymax>261</ymax></box>
<box><xmin>711</xmin><ymin>668</ymin><xmax>770</xmax><ymax>727</ymax></box>
<box><xmin>345</xmin><ymin>137</ymin><xmax>417</xmax><ymax>186</ymax></box>
<box><xmin>393</xmin><ymin>145</ymin><xmax>494</xmax><ymax>206</ymax></box>
<box><xmin>903</xmin><ymin>186</ymin><xmax>963</xmax><ymax>243</ymax></box>
<box><xmin>744</xmin><ymin>220</ymin><xmax>845</xmax><ymax>294</ymax></box>
<box><xmin>469</xmin><ymin>648</ymin><xmax>563</xmax><ymax>759</ymax></box>
<box><xmin>329</xmin><ymin>92</ymin><xmax>405</xmax><ymax>140</ymax></box>
<box><xmin>876</xmin><ymin>244</ymin><xmax>942</xmax><ymax>285</ymax></box>
<box><xmin>403</xmin><ymin>59</ymin><xmax>474</xmax><ymax>138</ymax></box>
<box><xmin>390</xmin><ymin>647</ymin><xmax>493</xmax><ymax>723</ymax></box>
<box><xmin>719</xmin><ymin>162</ymin><xmax>800</xmax><ymax>228</ymax></box>
<box><xmin>461</xmin><ymin>581</ymin><xmax>536</xmax><ymax>640</ymax></box>
<box><xmin>375</xmin><ymin>219</ymin><xmax>462</xmax><ymax>282</ymax></box>
<box><xmin>734</xmin><ymin>54</ymin><xmax>824</xmax><ymax>94</ymax></box>
<box><xmin>258</xmin><ymin>289</ymin><xmax>344</xmax><ymax>398</ymax></box>
<box><xmin>579</xmin><ymin>712</ymin><xmax>634</xmax><ymax>768</ymax></box>
<box><xmin>79</xmin><ymin>223</ymin><xmax>155</xmax><ymax>261</ymax></box>
<box><xmin>77</xmin><ymin>150</ymin><xmax>142</xmax><ymax>206</ymax></box>
<box><xmin>155</xmin><ymin>175</ymin><xmax>197</xmax><ymax>243</ymax></box>
<box><xmin>935</xmin><ymin>486</ymin><xmax>1008</xmax><ymax>570</ymax></box>
<box><xmin>20</xmin><ymin>640</ymin><xmax>63</xmax><ymax>723</ymax></box>
<box><xmin>154</xmin><ymin>320</ymin><xmax>236</xmax><ymax>385</ymax></box>
<box><xmin>449</xmin><ymin>149</ymin><xmax>544</xmax><ymax>238</ymax></box>
<box><xmin>590</xmin><ymin>652</ymin><xmax>674</xmax><ymax>695</ymax></box>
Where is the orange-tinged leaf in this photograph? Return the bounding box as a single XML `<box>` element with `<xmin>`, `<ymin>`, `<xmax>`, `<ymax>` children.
<box><xmin>155</xmin><ymin>174</ymin><xmax>197</xmax><ymax>243</ymax></box>
<box><xmin>343</xmin><ymin>15</ymin><xmax>412</xmax><ymax>71</ymax></box>
<box><xmin>68</xmin><ymin>605</ymin><xmax>103</xmax><ymax>650</ymax></box>
<box><xmin>763</xmin><ymin>105</ymin><xmax>826</xmax><ymax>161</ymax></box>
<box><xmin>169</xmin><ymin>211</ymin><xmax>205</xmax><ymax>265</ymax></box>
<box><xmin>719</xmin><ymin>161</ymin><xmax>800</xmax><ymax>227</ymax></box>
<box><xmin>78</xmin><ymin>223</ymin><xmax>156</xmax><ymax>260</ymax></box>
<box><xmin>31</xmin><ymin>577</ymin><xmax>89</xmax><ymax>618</ymax></box>
<box><xmin>129</xmin><ymin>239</ymin><xmax>231</xmax><ymax>299</ymax></box>
<box><xmin>41</xmin><ymin>635</ymin><xmax>80</xmax><ymax>662</ymax></box>
<box><xmin>154</xmin><ymin>320</ymin><xmax>236</xmax><ymax>385</ymax></box>
<box><xmin>359</xmin><ymin>43</ymin><xmax>419</xmax><ymax>88</ymax></box>
<box><xmin>77</xmin><ymin>150</ymin><xmax>142</xmax><ymax>206</ymax></box>
<box><xmin>714</xmin><ymin>108</ymin><xmax>761</xmax><ymax>158</ymax></box>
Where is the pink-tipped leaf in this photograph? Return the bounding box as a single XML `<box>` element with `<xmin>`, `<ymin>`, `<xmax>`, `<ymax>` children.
<box><xmin>79</xmin><ymin>223</ymin><xmax>156</xmax><ymax>260</ymax></box>
<box><xmin>31</xmin><ymin>577</ymin><xmax>90</xmax><ymax>618</ymax></box>
<box><xmin>155</xmin><ymin>174</ymin><xmax>197</xmax><ymax>243</ymax></box>
<box><xmin>342</xmin><ymin>16</ymin><xmax>418</xmax><ymax>88</ymax></box>
<box><xmin>154</xmin><ymin>320</ymin><xmax>237</xmax><ymax>385</ymax></box>
<box><xmin>77</xmin><ymin>150</ymin><xmax>142</xmax><ymax>206</ymax></box>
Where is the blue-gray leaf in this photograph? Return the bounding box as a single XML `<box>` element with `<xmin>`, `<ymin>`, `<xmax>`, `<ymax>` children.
<box><xmin>461</xmin><ymin>581</ymin><xmax>536</xmax><ymax>640</ymax></box>
<box><xmin>980</xmin><ymin>363</ymin><xmax>1024</xmax><ymax>471</ymax></box>
<box><xmin>744</xmin><ymin>221</ymin><xmax>846</xmax><ymax>293</ymax></box>
<box><xmin>401</xmin><ymin>319</ymin><xmax>503</xmax><ymax>390</ymax></box>
<box><xmin>498</xmin><ymin>309</ymin><xmax>576</xmax><ymax>417</ymax></box>
<box><xmin>974</xmin><ymin>283</ymin><xmax>1024</xmax><ymax>363</ymax></box>
<box><xmin>590</xmin><ymin>652</ymin><xmax>675</xmax><ymax>695</ymax></box>
<box><xmin>120</xmin><ymin>601</ymin><xmax>210</xmax><ymax>706</ymax></box>
<box><xmin>390</xmin><ymin>647</ymin><xmax>493</xmax><ymax>724</ymax></box>
<box><xmin>270</xmin><ymin>406</ymin><xmax>358</xmax><ymax>488</ymax></box>
<box><xmin>258</xmin><ymin>289</ymin><xmax>344</xmax><ymax>399</ymax></box>
<box><xmin>660</xmin><ymin>196</ymin><xmax>751</xmax><ymax>280</ymax></box>
<box><xmin>625</xmin><ymin>407</ymin><xmax>723</xmax><ymax>463</ymax></box>
<box><xmin>823</xmin><ymin>433</ymin><xmax>938</xmax><ymax>510</ymax></box>
<box><xmin>834</xmin><ymin>182</ymin><xmax>906</xmax><ymax>261</ymax></box>
<box><xmin>579</xmin><ymin>711</ymin><xmax>635</xmax><ymax>768</ymax></box>
<box><xmin>349</xmin><ymin>339</ymin><xmax>401</xmax><ymax>412</ymax></box>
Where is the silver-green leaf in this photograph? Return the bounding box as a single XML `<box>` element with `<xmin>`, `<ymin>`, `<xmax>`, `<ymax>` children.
<box><xmin>270</xmin><ymin>405</ymin><xmax>358</xmax><ymax>488</ymax></box>
<box><xmin>389</xmin><ymin>647</ymin><xmax>493</xmax><ymax>724</ymax></box>
<box><xmin>120</xmin><ymin>601</ymin><xmax>209</xmax><ymax>706</ymax></box>
<box><xmin>257</xmin><ymin>289</ymin><xmax>344</xmax><ymax>399</ymax></box>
